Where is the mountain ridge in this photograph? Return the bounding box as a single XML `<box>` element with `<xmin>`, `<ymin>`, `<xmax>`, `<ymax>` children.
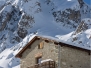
<box><xmin>0</xmin><ymin>0</ymin><xmax>90</xmax><ymax>68</ymax></box>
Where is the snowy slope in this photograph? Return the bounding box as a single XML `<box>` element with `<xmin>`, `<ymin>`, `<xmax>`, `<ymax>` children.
<box><xmin>56</xmin><ymin>18</ymin><xmax>91</xmax><ymax>49</ymax></box>
<box><xmin>0</xmin><ymin>0</ymin><xmax>90</xmax><ymax>68</ymax></box>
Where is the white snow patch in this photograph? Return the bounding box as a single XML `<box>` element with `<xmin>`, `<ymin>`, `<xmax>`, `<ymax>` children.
<box><xmin>41</xmin><ymin>59</ymin><xmax>53</xmax><ymax>63</ymax></box>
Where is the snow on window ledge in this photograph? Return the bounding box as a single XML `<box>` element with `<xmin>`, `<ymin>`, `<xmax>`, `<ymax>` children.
<box><xmin>41</xmin><ymin>59</ymin><xmax>53</xmax><ymax>63</ymax></box>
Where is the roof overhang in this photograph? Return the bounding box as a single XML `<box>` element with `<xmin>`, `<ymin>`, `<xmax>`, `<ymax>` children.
<box><xmin>15</xmin><ymin>35</ymin><xmax>91</xmax><ymax>58</ymax></box>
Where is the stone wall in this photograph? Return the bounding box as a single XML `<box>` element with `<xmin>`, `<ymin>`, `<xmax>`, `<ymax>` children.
<box><xmin>60</xmin><ymin>46</ymin><xmax>90</xmax><ymax>68</ymax></box>
<box><xmin>20</xmin><ymin>39</ymin><xmax>57</xmax><ymax>68</ymax></box>
<box><xmin>20</xmin><ymin>39</ymin><xmax>90</xmax><ymax>68</ymax></box>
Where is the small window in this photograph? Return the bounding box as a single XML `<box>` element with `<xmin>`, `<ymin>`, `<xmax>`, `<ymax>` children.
<box><xmin>36</xmin><ymin>57</ymin><xmax>42</xmax><ymax>64</ymax></box>
<box><xmin>38</xmin><ymin>42</ymin><xmax>44</xmax><ymax>49</ymax></box>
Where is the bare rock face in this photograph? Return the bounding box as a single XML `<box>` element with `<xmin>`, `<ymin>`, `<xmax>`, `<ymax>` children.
<box><xmin>0</xmin><ymin>11</ymin><xmax>12</xmax><ymax>31</ymax></box>
<box><xmin>52</xmin><ymin>0</ymin><xmax>90</xmax><ymax>28</ymax></box>
<box><xmin>68</xmin><ymin>10</ymin><xmax>81</xmax><ymax>22</ymax></box>
<box><xmin>0</xmin><ymin>5</ymin><xmax>22</xmax><ymax>32</ymax></box>
<box><xmin>68</xmin><ymin>18</ymin><xmax>91</xmax><ymax>47</ymax></box>
<box><xmin>52</xmin><ymin>9</ymin><xmax>81</xmax><ymax>28</ymax></box>
<box><xmin>73</xmin><ymin>19</ymin><xmax>91</xmax><ymax>35</ymax></box>
<box><xmin>74</xmin><ymin>21</ymin><xmax>88</xmax><ymax>35</ymax></box>
<box><xmin>17</xmin><ymin>27</ymin><xmax>28</xmax><ymax>39</ymax></box>
<box><xmin>0</xmin><ymin>4</ymin><xmax>23</xmax><ymax>44</ymax></box>
<box><xmin>10</xmin><ymin>36</ymin><xmax>21</xmax><ymax>44</ymax></box>
<box><xmin>18</xmin><ymin>13</ymin><xmax>35</xmax><ymax>29</ymax></box>
<box><xmin>17</xmin><ymin>13</ymin><xmax>35</xmax><ymax>38</ymax></box>
<box><xmin>78</xmin><ymin>0</ymin><xmax>84</xmax><ymax>8</ymax></box>
<box><xmin>13</xmin><ymin>36</ymin><xmax>20</xmax><ymax>42</ymax></box>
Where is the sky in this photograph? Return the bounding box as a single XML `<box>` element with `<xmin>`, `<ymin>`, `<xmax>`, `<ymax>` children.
<box><xmin>83</xmin><ymin>0</ymin><xmax>91</xmax><ymax>5</ymax></box>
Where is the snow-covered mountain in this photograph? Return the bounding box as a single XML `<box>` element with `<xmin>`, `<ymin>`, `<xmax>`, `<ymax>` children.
<box><xmin>56</xmin><ymin>18</ymin><xmax>91</xmax><ymax>49</ymax></box>
<box><xmin>0</xmin><ymin>0</ymin><xmax>90</xmax><ymax>68</ymax></box>
<box><xmin>71</xmin><ymin>18</ymin><xmax>91</xmax><ymax>48</ymax></box>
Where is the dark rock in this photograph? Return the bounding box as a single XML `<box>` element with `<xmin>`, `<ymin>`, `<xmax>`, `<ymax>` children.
<box><xmin>17</xmin><ymin>28</ymin><xmax>28</xmax><ymax>39</ymax></box>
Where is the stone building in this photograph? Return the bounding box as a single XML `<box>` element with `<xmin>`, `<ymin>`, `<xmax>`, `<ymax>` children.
<box><xmin>15</xmin><ymin>35</ymin><xmax>91</xmax><ymax>68</ymax></box>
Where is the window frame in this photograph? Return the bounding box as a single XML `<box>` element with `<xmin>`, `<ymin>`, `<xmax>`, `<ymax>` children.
<box><xmin>38</xmin><ymin>41</ymin><xmax>44</xmax><ymax>49</ymax></box>
<box><xmin>35</xmin><ymin>56</ymin><xmax>42</xmax><ymax>64</ymax></box>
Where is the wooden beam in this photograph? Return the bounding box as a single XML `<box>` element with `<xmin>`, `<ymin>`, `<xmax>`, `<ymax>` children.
<box><xmin>45</xmin><ymin>40</ymin><xmax>49</xmax><ymax>43</ymax></box>
<box><xmin>88</xmin><ymin>51</ymin><xmax>91</xmax><ymax>55</ymax></box>
<box><xmin>28</xmin><ymin>45</ymin><xmax>31</xmax><ymax>49</ymax></box>
<box><xmin>36</xmin><ymin>37</ymin><xmax>40</xmax><ymax>40</ymax></box>
<box><xmin>54</xmin><ymin>42</ymin><xmax>59</xmax><ymax>45</ymax></box>
<box><xmin>18</xmin><ymin>54</ymin><xmax>22</xmax><ymax>58</ymax></box>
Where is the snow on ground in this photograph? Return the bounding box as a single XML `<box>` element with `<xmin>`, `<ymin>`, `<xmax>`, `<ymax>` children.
<box><xmin>41</xmin><ymin>59</ymin><xmax>53</xmax><ymax>63</ymax></box>
<box><xmin>56</xmin><ymin>18</ymin><xmax>91</xmax><ymax>50</ymax></box>
<box><xmin>0</xmin><ymin>0</ymin><xmax>73</xmax><ymax>67</ymax></box>
<box><xmin>0</xmin><ymin>0</ymin><xmax>90</xmax><ymax>68</ymax></box>
<box><xmin>0</xmin><ymin>29</ymin><xmax>91</xmax><ymax>67</ymax></box>
<box><xmin>0</xmin><ymin>49</ymin><xmax>19</xmax><ymax>68</ymax></box>
<box><xmin>0</xmin><ymin>28</ymin><xmax>91</xmax><ymax>68</ymax></box>
<box><xmin>56</xmin><ymin>31</ymin><xmax>73</xmax><ymax>41</ymax></box>
<box><xmin>0</xmin><ymin>34</ymin><xmax>36</xmax><ymax>68</ymax></box>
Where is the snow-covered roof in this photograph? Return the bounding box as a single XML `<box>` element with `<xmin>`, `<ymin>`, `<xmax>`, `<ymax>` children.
<box><xmin>16</xmin><ymin>34</ymin><xmax>90</xmax><ymax>58</ymax></box>
<box><xmin>37</xmin><ymin>34</ymin><xmax>91</xmax><ymax>50</ymax></box>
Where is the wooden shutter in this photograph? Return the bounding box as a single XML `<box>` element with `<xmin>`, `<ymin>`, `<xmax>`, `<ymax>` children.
<box><xmin>39</xmin><ymin>42</ymin><xmax>44</xmax><ymax>49</ymax></box>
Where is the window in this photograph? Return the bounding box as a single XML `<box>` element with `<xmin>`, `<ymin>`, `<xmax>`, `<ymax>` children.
<box><xmin>38</xmin><ymin>42</ymin><xmax>44</xmax><ymax>49</ymax></box>
<box><xmin>36</xmin><ymin>57</ymin><xmax>42</xmax><ymax>64</ymax></box>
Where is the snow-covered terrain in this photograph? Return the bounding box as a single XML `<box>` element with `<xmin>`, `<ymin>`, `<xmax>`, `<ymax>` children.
<box><xmin>56</xmin><ymin>18</ymin><xmax>91</xmax><ymax>50</ymax></box>
<box><xmin>0</xmin><ymin>0</ymin><xmax>90</xmax><ymax>68</ymax></box>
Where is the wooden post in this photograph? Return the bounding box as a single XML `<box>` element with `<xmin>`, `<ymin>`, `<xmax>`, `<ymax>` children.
<box><xmin>49</xmin><ymin>61</ymin><xmax>50</xmax><ymax>68</ymax></box>
<box><xmin>58</xmin><ymin>44</ymin><xmax>61</xmax><ymax>68</ymax></box>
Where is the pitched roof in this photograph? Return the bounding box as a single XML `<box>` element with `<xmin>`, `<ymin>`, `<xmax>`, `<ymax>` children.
<box><xmin>15</xmin><ymin>35</ymin><xmax>91</xmax><ymax>58</ymax></box>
